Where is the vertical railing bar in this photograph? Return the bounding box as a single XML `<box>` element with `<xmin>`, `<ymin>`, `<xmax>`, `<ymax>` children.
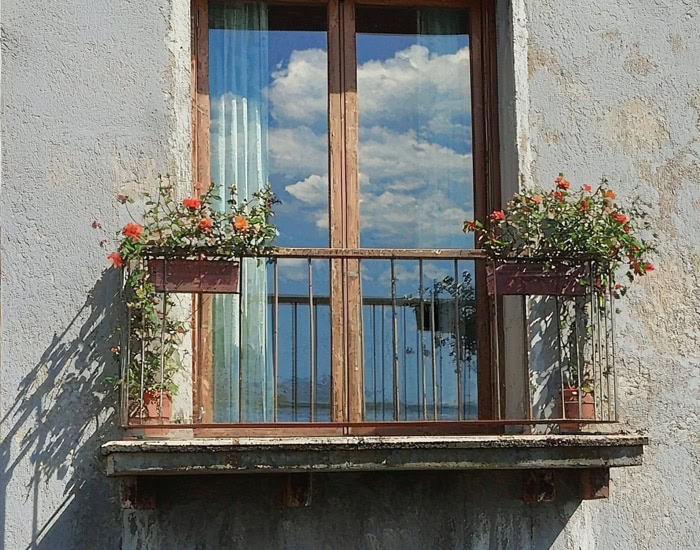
<box><xmin>430</xmin><ymin>286</ymin><xmax>438</xmax><ymax>420</ymax></box>
<box><xmin>314</xmin><ymin>301</ymin><xmax>319</xmax><ymax>421</ymax></box>
<box><xmin>292</xmin><ymin>301</ymin><xmax>298</xmax><ymax>422</ymax></box>
<box><xmin>381</xmin><ymin>304</ymin><xmax>386</xmax><ymax>421</ymax></box>
<box><xmin>610</xmin><ymin>267</ymin><xmax>618</xmax><ymax>421</ymax></box>
<box><xmin>308</xmin><ymin>258</ymin><xmax>315</xmax><ymax>422</ymax></box>
<box><xmin>402</xmin><ymin>305</ymin><xmax>408</xmax><ymax>420</ymax></box>
<box><xmin>139</xmin><ymin>258</ymin><xmax>146</xmax><ymax>421</ymax></box>
<box><xmin>603</xmin><ymin>266</ymin><xmax>612</xmax><ymax>421</ymax></box>
<box><xmin>121</xmin><ymin>265</ymin><xmax>130</xmax><ymax>426</ymax></box>
<box><xmin>588</xmin><ymin>261</ymin><xmax>599</xmax><ymax>420</ymax></box>
<box><xmin>372</xmin><ymin>304</ymin><xmax>377</xmax><ymax>420</ymax></box>
<box><xmin>574</xmin><ymin>295</ymin><xmax>583</xmax><ymax>420</ymax></box>
<box><xmin>554</xmin><ymin>295</ymin><xmax>566</xmax><ymax>421</ymax></box>
<box><xmin>419</xmin><ymin>259</ymin><xmax>427</xmax><ymax>420</ymax></box>
<box><xmin>273</xmin><ymin>259</ymin><xmax>279</xmax><ymax>422</ymax></box>
<box><xmin>390</xmin><ymin>259</ymin><xmax>400</xmax><ymax>420</ymax></box>
<box><xmin>159</xmin><ymin>258</ymin><xmax>167</xmax><ymax>419</ymax></box>
<box><xmin>238</xmin><ymin>256</ymin><xmax>244</xmax><ymax>422</ymax></box>
<box><xmin>454</xmin><ymin>260</ymin><xmax>463</xmax><ymax>421</ymax></box>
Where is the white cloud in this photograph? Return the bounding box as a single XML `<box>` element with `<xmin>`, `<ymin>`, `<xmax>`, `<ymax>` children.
<box><xmin>285</xmin><ymin>174</ymin><xmax>328</xmax><ymax>206</ymax></box>
<box><xmin>268</xmin><ymin>48</ymin><xmax>327</xmax><ymax>127</ymax></box>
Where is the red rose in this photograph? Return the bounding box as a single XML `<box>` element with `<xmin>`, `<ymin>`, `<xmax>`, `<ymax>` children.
<box><xmin>644</xmin><ymin>263</ymin><xmax>654</xmax><ymax>272</ymax></box>
<box><xmin>611</xmin><ymin>212</ymin><xmax>627</xmax><ymax>223</ymax></box>
<box><xmin>198</xmin><ymin>217</ymin><xmax>213</xmax><ymax>232</ymax></box>
<box><xmin>122</xmin><ymin>223</ymin><xmax>143</xmax><ymax>242</ymax></box>
<box><xmin>555</xmin><ymin>176</ymin><xmax>570</xmax><ymax>190</ymax></box>
<box><xmin>553</xmin><ymin>191</ymin><xmax>564</xmax><ymax>201</ymax></box>
<box><xmin>532</xmin><ymin>195</ymin><xmax>542</xmax><ymax>204</ymax></box>
<box><xmin>583</xmin><ymin>184</ymin><xmax>592</xmax><ymax>192</ymax></box>
<box><xmin>183</xmin><ymin>197</ymin><xmax>201</xmax><ymax>210</ymax></box>
<box><xmin>108</xmin><ymin>252</ymin><xmax>123</xmax><ymax>268</ymax></box>
<box><xmin>489</xmin><ymin>210</ymin><xmax>505</xmax><ymax>221</ymax></box>
<box><xmin>465</xmin><ymin>221</ymin><xmax>477</xmax><ymax>232</ymax></box>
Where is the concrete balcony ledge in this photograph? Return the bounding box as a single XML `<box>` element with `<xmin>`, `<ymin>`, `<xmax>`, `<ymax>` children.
<box><xmin>102</xmin><ymin>434</ymin><xmax>647</xmax><ymax>476</ymax></box>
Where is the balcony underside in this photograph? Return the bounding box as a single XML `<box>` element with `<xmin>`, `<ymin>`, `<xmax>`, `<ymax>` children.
<box><xmin>103</xmin><ymin>434</ymin><xmax>646</xmax><ymax>476</ymax></box>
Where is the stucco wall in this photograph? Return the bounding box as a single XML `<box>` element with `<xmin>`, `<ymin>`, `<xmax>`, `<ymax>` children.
<box><xmin>1</xmin><ymin>0</ymin><xmax>698</xmax><ymax>549</ymax></box>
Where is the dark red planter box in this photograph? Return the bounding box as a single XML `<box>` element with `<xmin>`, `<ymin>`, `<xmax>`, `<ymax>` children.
<box><xmin>487</xmin><ymin>261</ymin><xmax>588</xmax><ymax>296</ymax></box>
<box><xmin>148</xmin><ymin>258</ymin><xmax>240</xmax><ymax>293</ymax></box>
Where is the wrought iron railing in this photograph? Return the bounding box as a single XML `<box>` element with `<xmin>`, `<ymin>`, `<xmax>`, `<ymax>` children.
<box><xmin>119</xmin><ymin>250</ymin><xmax>618</xmax><ymax>436</ymax></box>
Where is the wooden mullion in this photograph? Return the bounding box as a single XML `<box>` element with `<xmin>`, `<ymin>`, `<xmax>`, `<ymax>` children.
<box><xmin>191</xmin><ymin>0</ymin><xmax>215</xmax><ymax>427</ymax></box>
<box><xmin>328</xmin><ymin>0</ymin><xmax>347</xmax><ymax>423</ymax></box>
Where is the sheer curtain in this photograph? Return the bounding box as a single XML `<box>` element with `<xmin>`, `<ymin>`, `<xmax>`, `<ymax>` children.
<box><xmin>209</xmin><ymin>2</ymin><xmax>272</xmax><ymax>422</ymax></box>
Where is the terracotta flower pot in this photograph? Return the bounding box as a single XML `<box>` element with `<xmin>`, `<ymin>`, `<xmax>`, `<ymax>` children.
<box><xmin>148</xmin><ymin>258</ymin><xmax>239</xmax><ymax>293</ymax></box>
<box><xmin>559</xmin><ymin>387</ymin><xmax>595</xmax><ymax>432</ymax></box>
<box><xmin>487</xmin><ymin>261</ymin><xmax>589</xmax><ymax>297</ymax></box>
<box><xmin>130</xmin><ymin>391</ymin><xmax>172</xmax><ymax>436</ymax></box>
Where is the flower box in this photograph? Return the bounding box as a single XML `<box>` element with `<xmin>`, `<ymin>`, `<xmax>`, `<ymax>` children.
<box><xmin>486</xmin><ymin>261</ymin><xmax>589</xmax><ymax>297</ymax></box>
<box><xmin>148</xmin><ymin>258</ymin><xmax>240</xmax><ymax>294</ymax></box>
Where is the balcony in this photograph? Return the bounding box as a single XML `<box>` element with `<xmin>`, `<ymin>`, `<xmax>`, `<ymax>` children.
<box><xmin>114</xmin><ymin>249</ymin><xmax>622</xmax><ymax>437</ymax></box>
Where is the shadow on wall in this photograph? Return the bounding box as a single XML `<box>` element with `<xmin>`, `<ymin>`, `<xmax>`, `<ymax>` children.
<box><xmin>0</xmin><ymin>270</ymin><xmax>122</xmax><ymax>549</ymax></box>
<box><xmin>121</xmin><ymin>472</ymin><xmax>583</xmax><ymax>550</ymax></box>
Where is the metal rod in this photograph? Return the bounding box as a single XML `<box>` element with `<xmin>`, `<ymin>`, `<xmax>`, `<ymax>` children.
<box><xmin>238</xmin><ymin>256</ymin><xmax>244</xmax><ymax>422</ymax></box>
<box><xmin>419</xmin><ymin>260</ymin><xmax>427</xmax><ymax>420</ymax></box>
<box><xmin>454</xmin><ymin>260</ymin><xmax>463</xmax><ymax>421</ymax></box>
<box><xmin>430</xmin><ymin>287</ymin><xmax>438</xmax><ymax>420</ymax></box>
<box><xmin>139</xmin><ymin>259</ymin><xmax>146</xmax><ymax>421</ymax></box>
<box><xmin>610</xmin><ymin>270</ymin><xmax>618</xmax><ymax>422</ymax></box>
<box><xmin>554</xmin><ymin>296</ymin><xmax>566</xmax><ymax>421</ymax></box>
<box><xmin>292</xmin><ymin>301</ymin><xmax>298</xmax><ymax>422</ymax></box>
<box><xmin>603</xmin><ymin>270</ymin><xmax>612</xmax><ymax>421</ymax></box>
<box><xmin>273</xmin><ymin>259</ymin><xmax>279</xmax><ymax>422</ymax></box>
<box><xmin>574</xmin><ymin>296</ymin><xmax>583</xmax><ymax>420</ymax></box>
<box><xmin>391</xmin><ymin>259</ymin><xmax>400</xmax><ymax>420</ymax></box>
<box><xmin>372</xmin><ymin>304</ymin><xmax>377</xmax><ymax>420</ymax></box>
<box><xmin>308</xmin><ymin>259</ymin><xmax>315</xmax><ymax>422</ymax></box>
<box><xmin>381</xmin><ymin>304</ymin><xmax>386</xmax><ymax>421</ymax></box>
<box><xmin>314</xmin><ymin>301</ymin><xmax>319</xmax><ymax>421</ymax></box>
<box><xmin>270</xmin><ymin>247</ymin><xmax>487</xmax><ymax>260</ymax></box>
<box><xmin>402</xmin><ymin>304</ymin><xmax>407</xmax><ymax>420</ymax></box>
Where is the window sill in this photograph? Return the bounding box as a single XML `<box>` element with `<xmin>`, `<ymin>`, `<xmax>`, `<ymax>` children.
<box><xmin>102</xmin><ymin>434</ymin><xmax>647</xmax><ymax>476</ymax></box>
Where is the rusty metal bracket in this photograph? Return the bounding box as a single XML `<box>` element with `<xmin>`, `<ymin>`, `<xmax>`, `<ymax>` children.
<box><xmin>522</xmin><ymin>470</ymin><xmax>556</xmax><ymax>503</ymax></box>
<box><xmin>281</xmin><ymin>473</ymin><xmax>313</xmax><ymax>508</ymax></box>
<box><xmin>580</xmin><ymin>468</ymin><xmax>610</xmax><ymax>500</ymax></box>
<box><xmin>120</xmin><ymin>477</ymin><xmax>156</xmax><ymax>509</ymax></box>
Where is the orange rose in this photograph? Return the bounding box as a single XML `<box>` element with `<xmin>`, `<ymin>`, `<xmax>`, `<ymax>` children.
<box><xmin>108</xmin><ymin>252</ymin><xmax>123</xmax><ymax>268</ymax></box>
<box><xmin>555</xmin><ymin>176</ymin><xmax>570</xmax><ymax>190</ymax></box>
<box><xmin>603</xmin><ymin>190</ymin><xmax>616</xmax><ymax>199</ymax></box>
<box><xmin>532</xmin><ymin>195</ymin><xmax>542</xmax><ymax>204</ymax></box>
<box><xmin>611</xmin><ymin>212</ymin><xmax>627</xmax><ymax>223</ymax></box>
<box><xmin>579</xmin><ymin>199</ymin><xmax>589</xmax><ymax>211</ymax></box>
<box><xmin>122</xmin><ymin>223</ymin><xmax>143</xmax><ymax>242</ymax></box>
<box><xmin>183</xmin><ymin>197</ymin><xmax>201</xmax><ymax>210</ymax></box>
<box><xmin>234</xmin><ymin>215</ymin><xmax>249</xmax><ymax>231</ymax></box>
<box><xmin>198</xmin><ymin>217</ymin><xmax>213</xmax><ymax>232</ymax></box>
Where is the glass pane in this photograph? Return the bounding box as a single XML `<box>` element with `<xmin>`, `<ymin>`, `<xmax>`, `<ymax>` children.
<box><xmin>209</xmin><ymin>2</ymin><xmax>329</xmax><ymax>248</ymax></box>
<box><xmin>356</xmin><ymin>7</ymin><xmax>473</xmax><ymax>249</ymax></box>
<box><xmin>361</xmin><ymin>259</ymin><xmax>478</xmax><ymax>421</ymax></box>
<box><xmin>208</xmin><ymin>2</ymin><xmax>330</xmax><ymax>423</ymax></box>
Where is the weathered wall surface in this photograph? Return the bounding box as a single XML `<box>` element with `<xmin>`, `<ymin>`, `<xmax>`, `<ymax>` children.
<box><xmin>523</xmin><ymin>0</ymin><xmax>700</xmax><ymax>547</ymax></box>
<box><xmin>0</xmin><ymin>0</ymin><xmax>190</xmax><ymax>547</ymax></box>
<box><xmin>1</xmin><ymin>0</ymin><xmax>698</xmax><ymax>549</ymax></box>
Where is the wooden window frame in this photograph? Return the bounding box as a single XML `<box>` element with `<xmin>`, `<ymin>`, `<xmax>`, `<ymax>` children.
<box><xmin>190</xmin><ymin>0</ymin><xmax>501</xmax><ymax>436</ymax></box>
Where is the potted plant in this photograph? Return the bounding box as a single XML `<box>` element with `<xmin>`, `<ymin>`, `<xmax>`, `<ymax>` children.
<box><xmin>106</xmin><ymin>180</ymin><xmax>278</xmax><ymax>430</ymax></box>
<box><xmin>465</xmin><ymin>175</ymin><xmax>655</xmax><ymax>428</ymax></box>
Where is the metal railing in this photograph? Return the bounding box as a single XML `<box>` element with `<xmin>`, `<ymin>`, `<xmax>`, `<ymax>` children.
<box><xmin>119</xmin><ymin>249</ymin><xmax>618</xmax><ymax>435</ymax></box>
